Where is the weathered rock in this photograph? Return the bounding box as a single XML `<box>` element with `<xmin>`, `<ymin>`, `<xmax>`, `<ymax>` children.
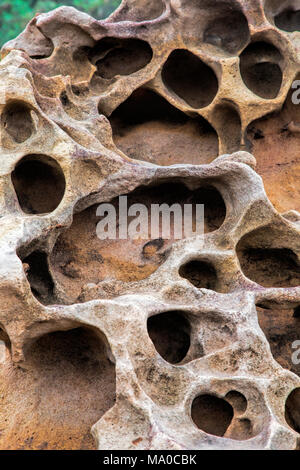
<box><xmin>0</xmin><ymin>0</ymin><xmax>299</xmax><ymax>450</ymax></box>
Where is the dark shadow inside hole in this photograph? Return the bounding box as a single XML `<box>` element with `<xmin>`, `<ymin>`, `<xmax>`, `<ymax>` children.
<box><xmin>275</xmin><ymin>8</ymin><xmax>300</xmax><ymax>32</ymax></box>
<box><xmin>240</xmin><ymin>42</ymin><xmax>283</xmax><ymax>99</ymax></box>
<box><xmin>2</xmin><ymin>102</ymin><xmax>34</xmax><ymax>143</ymax></box>
<box><xmin>196</xmin><ymin>186</ymin><xmax>226</xmax><ymax>232</ymax></box>
<box><xmin>109</xmin><ymin>88</ymin><xmax>219</xmax><ymax>165</ymax></box>
<box><xmin>147</xmin><ymin>311</ymin><xmax>191</xmax><ymax>364</ymax></box>
<box><xmin>212</xmin><ymin>105</ymin><xmax>241</xmax><ymax>153</ymax></box>
<box><xmin>0</xmin><ymin>327</ymin><xmax>116</xmax><ymax>449</ymax></box>
<box><xmin>191</xmin><ymin>394</ymin><xmax>234</xmax><ymax>437</ymax></box>
<box><xmin>285</xmin><ymin>388</ymin><xmax>300</xmax><ymax>434</ymax></box>
<box><xmin>294</xmin><ymin>306</ymin><xmax>300</xmax><ymax>318</ymax></box>
<box><xmin>237</xmin><ymin>246</ymin><xmax>300</xmax><ymax>288</ymax></box>
<box><xmin>179</xmin><ymin>260</ymin><xmax>219</xmax><ymax>291</ymax></box>
<box><xmin>0</xmin><ymin>327</ymin><xmax>10</xmax><ymax>351</ymax></box>
<box><xmin>256</xmin><ymin>305</ymin><xmax>300</xmax><ymax>376</ymax></box>
<box><xmin>60</xmin><ymin>91</ymin><xmax>69</xmax><ymax>106</ymax></box>
<box><xmin>225</xmin><ymin>390</ymin><xmax>247</xmax><ymax>414</ymax></box>
<box><xmin>11</xmin><ymin>154</ymin><xmax>66</xmax><ymax>214</ymax></box>
<box><xmin>162</xmin><ymin>49</ymin><xmax>218</xmax><ymax>108</ymax></box>
<box><xmin>87</xmin><ymin>37</ymin><xmax>152</xmax><ymax>79</ymax></box>
<box><xmin>203</xmin><ymin>9</ymin><xmax>249</xmax><ymax>54</ymax></box>
<box><xmin>22</xmin><ymin>251</ymin><xmax>55</xmax><ymax>305</ymax></box>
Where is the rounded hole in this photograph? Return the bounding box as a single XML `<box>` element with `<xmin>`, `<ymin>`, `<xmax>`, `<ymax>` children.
<box><xmin>191</xmin><ymin>394</ymin><xmax>234</xmax><ymax>437</ymax></box>
<box><xmin>21</xmin><ymin>251</ymin><xmax>55</xmax><ymax>305</ymax></box>
<box><xmin>0</xmin><ymin>327</ymin><xmax>116</xmax><ymax>449</ymax></box>
<box><xmin>294</xmin><ymin>306</ymin><xmax>300</xmax><ymax>318</ymax></box>
<box><xmin>147</xmin><ymin>311</ymin><xmax>191</xmax><ymax>364</ymax></box>
<box><xmin>203</xmin><ymin>9</ymin><xmax>250</xmax><ymax>54</ymax></box>
<box><xmin>197</xmin><ymin>186</ymin><xmax>226</xmax><ymax>232</ymax></box>
<box><xmin>256</xmin><ymin>305</ymin><xmax>300</xmax><ymax>375</ymax></box>
<box><xmin>12</xmin><ymin>155</ymin><xmax>66</xmax><ymax>214</ymax></box>
<box><xmin>237</xmin><ymin>244</ymin><xmax>300</xmax><ymax>288</ymax></box>
<box><xmin>109</xmin><ymin>88</ymin><xmax>219</xmax><ymax>165</ymax></box>
<box><xmin>87</xmin><ymin>37</ymin><xmax>153</xmax><ymax>79</ymax></box>
<box><xmin>285</xmin><ymin>388</ymin><xmax>300</xmax><ymax>433</ymax></box>
<box><xmin>240</xmin><ymin>42</ymin><xmax>283</xmax><ymax>99</ymax></box>
<box><xmin>162</xmin><ymin>49</ymin><xmax>218</xmax><ymax>108</ymax></box>
<box><xmin>275</xmin><ymin>7</ymin><xmax>300</xmax><ymax>32</ymax></box>
<box><xmin>212</xmin><ymin>105</ymin><xmax>241</xmax><ymax>153</ymax></box>
<box><xmin>179</xmin><ymin>260</ymin><xmax>220</xmax><ymax>291</ymax></box>
<box><xmin>2</xmin><ymin>102</ymin><xmax>34</xmax><ymax>143</ymax></box>
<box><xmin>236</xmin><ymin>226</ymin><xmax>300</xmax><ymax>288</ymax></box>
<box><xmin>225</xmin><ymin>390</ymin><xmax>248</xmax><ymax>414</ymax></box>
<box><xmin>49</xmin><ymin>182</ymin><xmax>226</xmax><ymax>304</ymax></box>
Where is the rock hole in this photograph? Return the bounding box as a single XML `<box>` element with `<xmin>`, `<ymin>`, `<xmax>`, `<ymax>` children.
<box><xmin>109</xmin><ymin>88</ymin><xmax>218</xmax><ymax>165</ymax></box>
<box><xmin>294</xmin><ymin>306</ymin><xmax>300</xmax><ymax>318</ymax></box>
<box><xmin>162</xmin><ymin>49</ymin><xmax>218</xmax><ymax>108</ymax></box>
<box><xmin>147</xmin><ymin>311</ymin><xmax>191</xmax><ymax>364</ymax></box>
<box><xmin>11</xmin><ymin>154</ymin><xmax>66</xmax><ymax>214</ymax></box>
<box><xmin>285</xmin><ymin>388</ymin><xmax>300</xmax><ymax>433</ymax></box>
<box><xmin>111</xmin><ymin>0</ymin><xmax>164</xmax><ymax>21</ymax></box>
<box><xmin>237</xmin><ymin>246</ymin><xmax>300</xmax><ymax>288</ymax></box>
<box><xmin>88</xmin><ymin>37</ymin><xmax>152</xmax><ymax>79</ymax></box>
<box><xmin>246</xmin><ymin>84</ymin><xmax>300</xmax><ymax>213</ymax></box>
<box><xmin>0</xmin><ymin>327</ymin><xmax>116</xmax><ymax>449</ymax></box>
<box><xmin>212</xmin><ymin>105</ymin><xmax>242</xmax><ymax>153</ymax></box>
<box><xmin>256</xmin><ymin>305</ymin><xmax>300</xmax><ymax>375</ymax></box>
<box><xmin>60</xmin><ymin>91</ymin><xmax>69</xmax><ymax>106</ymax></box>
<box><xmin>197</xmin><ymin>186</ymin><xmax>226</xmax><ymax>232</ymax></box>
<box><xmin>50</xmin><ymin>182</ymin><xmax>223</xmax><ymax>304</ymax></box>
<box><xmin>240</xmin><ymin>42</ymin><xmax>283</xmax><ymax>99</ymax></box>
<box><xmin>275</xmin><ymin>8</ymin><xmax>300</xmax><ymax>32</ymax></box>
<box><xmin>191</xmin><ymin>394</ymin><xmax>234</xmax><ymax>437</ymax></box>
<box><xmin>2</xmin><ymin>102</ymin><xmax>34</xmax><ymax>143</ymax></box>
<box><xmin>0</xmin><ymin>328</ymin><xmax>10</xmax><ymax>363</ymax></box>
<box><xmin>203</xmin><ymin>9</ymin><xmax>249</xmax><ymax>54</ymax></box>
<box><xmin>179</xmin><ymin>260</ymin><xmax>221</xmax><ymax>291</ymax></box>
<box><xmin>21</xmin><ymin>251</ymin><xmax>55</xmax><ymax>305</ymax></box>
<box><xmin>225</xmin><ymin>391</ymin><xmax>248</xmax><ymax>414</ymax></box>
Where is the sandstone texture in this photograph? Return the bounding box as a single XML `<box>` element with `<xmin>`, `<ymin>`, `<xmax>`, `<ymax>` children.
<box><xmin>0</xmin><ymin>0</ymin><xmax>299</xmax><ymax>450</ymax></box>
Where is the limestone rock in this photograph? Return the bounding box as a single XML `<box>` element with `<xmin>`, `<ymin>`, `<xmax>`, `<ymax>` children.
<box><xmin>0</xmin><ymin>0</ymin><xmax>299</xmax><ymax>450</ymax></box>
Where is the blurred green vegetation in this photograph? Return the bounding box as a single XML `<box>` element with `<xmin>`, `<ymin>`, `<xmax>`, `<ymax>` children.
<box><xmin>0</xmin><ymin>0</ymin><xmax>121</xmax><ymax>47</ymax></box>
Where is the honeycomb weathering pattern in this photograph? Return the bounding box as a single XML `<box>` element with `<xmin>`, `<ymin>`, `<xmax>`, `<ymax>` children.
<box><xmin>0</xmin><ymin>0</ymin><xmax>300</xmax><ymax>450</ymax></box>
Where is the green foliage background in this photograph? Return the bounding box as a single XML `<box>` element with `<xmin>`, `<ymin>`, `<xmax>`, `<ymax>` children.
<box><xmin>0</xmin><ymin>0</ymin><xmax>121</xmax><ymax>47</ymax></box>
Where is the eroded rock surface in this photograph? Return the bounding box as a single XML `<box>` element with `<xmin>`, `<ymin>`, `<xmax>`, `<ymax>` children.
<box><xmin>0</xmin><ymin>0</ymin><xmax>300</xmax><ymax>450</ymax></box>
